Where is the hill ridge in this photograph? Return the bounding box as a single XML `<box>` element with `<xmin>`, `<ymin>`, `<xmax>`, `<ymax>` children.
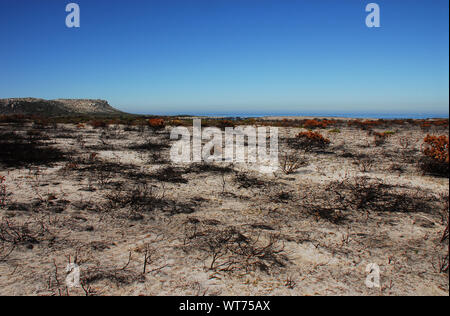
<box><xmin>0</xmin><ymin>98</ymin><xmax>122</xmax><ymax>116</ymax></box>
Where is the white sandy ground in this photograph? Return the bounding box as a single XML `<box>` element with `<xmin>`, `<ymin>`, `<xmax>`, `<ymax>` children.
<box><xmin>0</xmin><ymin>121</ymin><xmax>448</xmax><ymax>296</ymax></box>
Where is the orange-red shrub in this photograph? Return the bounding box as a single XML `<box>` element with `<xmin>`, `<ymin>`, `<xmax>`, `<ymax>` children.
<box><xmin>423</xmin><ymin>135</ymin><xmax>449</xmax><ymax>163</ymax></box>
<box><xmin>372</xmin><ymin>131</ymin><xmax>394</xmax><ymax>146</ymax></box>
<box><xmin>348</xmin><ymin>120</ymin><xmax>382</xmax><ymax>129</ymax></box>
<box><xmin>303</xmin><ymin>119</ymin><xmax>330</xmax><ymax>129</ymax></box>
<box><xmin>217</xmin><ymin>120</ymin><xmax>236</xmax><ymax>128</ymax></box>
<box><xmin>430</xmin><ymin>119</ymin><xmax>449</xmax><ymax>127</ymax></box>
<box><xmin>297</xmin><ymin>131</ymin><xmax>330</xmax><ymax>143</ymax></box>
<box><xmin>373</xmin><ymin>131</ymin><xmax>392</xmax><ymax>138</ymax></box>
<box><xmin>420</xmin><ymin>135</ymin><xmax>449</xmax><ymax>177</ymax></box>
<box><xmin>419</xmin><ymin>119</ymin><xmax>449</xmax><ymax>129</ymax></box>
<box><xmin>90</xmin><ymin>120</ymin><xmax>108</xmax><ymax>129</ymax></box>
<box><xmin>420</xmin><ymin>122</ymin><xmax>433</xmax><ymax>129</ymax></box>
<box><xmin>168</xmin><ymin>119</ymin><xmax>184</xmax><ymax>126</ymax></box>
<box><xmin>292</xmin><ymin>131</ymin><xmax>331</xmax><ymax>152</ymax></box>
<box><xmin>148</xmin><ymin>118</ymin><xmax>165</xmax><ymax>129</ymax></box>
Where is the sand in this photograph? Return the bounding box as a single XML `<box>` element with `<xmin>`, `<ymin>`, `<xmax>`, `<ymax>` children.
<box><xmin>0</xmin><ymin>120</ymin><xmax>448</xmax><ymax>296</ymax></box>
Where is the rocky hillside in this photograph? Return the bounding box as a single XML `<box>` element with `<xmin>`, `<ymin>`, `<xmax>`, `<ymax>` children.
<box><xmin>0</xmin><ymin>98</ymin><xmax>122</xmax><ymax>116</ymax></box>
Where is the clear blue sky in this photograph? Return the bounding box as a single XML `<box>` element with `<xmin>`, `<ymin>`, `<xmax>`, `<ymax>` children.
<box><xmin>0</xmin><ymin>0</ymin><xmax>448</xmax><ymax>116</ymax></box>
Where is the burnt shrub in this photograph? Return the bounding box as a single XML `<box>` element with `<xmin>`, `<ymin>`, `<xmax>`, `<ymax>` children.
<box><xmin>106</xmin><ymin>183</ymin><xmax>155</xmax><ymax>208</ymax></box>
<box><xmin>0</xmin><ymin>131</ymin><xmax>67</xmax><ymax>167</ymax></box>
<box><xmin>0</xmin><ymin>217</ymin><xmax>54</xmax><ymax>250</ymax></box>
<box><xmin>234</xmin><ymin>173</ymin><xmax>267</xmax><ymax>189</ymax></box>
<box><xmin>0</xmin><ymin>176</ymin><xmax>6</xmax><ymax>208</ymax></box>
<box><xmin>184</xmin><ymin>225</ymin><xmax>287</xmax><ymax>273</ymax></box>
<box><xmin>279</xmin><ymin>152</ymin><xmax>309</xmax><ymax>174</ymax></box>
<box><xmin>0</xmin><ymin>114</ymin><xmax>29</xmax><ymax>124</ymax></box>
<box><xmin>300</xmin><ymin>176</ymin><xmax>434</xmax><ymax>223</ymax></box>
<box><xmin>128</xmin><ymin>138</ymin><xmax>169</xmax><ymax>152</ymax></box>
<box><xmin>153</xmin><ymin>166</ymin><xmax>187</xmax><ymax>183</ymax></box>
<box><xmin>185</xmin><ymin>162</ymin><xmax>234</xmax><ymax>175</ymax></box>
<box><xmin>438</xmin><ymin>193</ymin><xmax>449</xmax><ymax>273</ymax></box>
<box><xmin>328</xmin><ymin>177</ymin><xmax>432</xmax><ymax>215</ymax></box>
<box><xmin>353</xmin><ymin>155</ymin><xmax>374</xmax><ymax>173</ymax></box>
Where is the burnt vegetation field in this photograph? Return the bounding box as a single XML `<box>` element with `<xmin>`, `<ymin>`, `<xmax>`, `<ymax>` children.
<box><xmin>0</xmin><ymin>114</ymin><xmax>448</xmax><ymax>295</ymax></box>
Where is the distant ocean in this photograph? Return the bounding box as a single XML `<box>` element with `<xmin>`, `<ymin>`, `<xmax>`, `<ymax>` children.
<box><xmin>132</xmin><ymin>111</ymin><xmax>449</xmax><ymax>119</ymax></box>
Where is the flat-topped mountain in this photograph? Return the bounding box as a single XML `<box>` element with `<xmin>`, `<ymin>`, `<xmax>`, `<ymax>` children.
<box><xmin>0</xmin><ymin>98</ymin><xmax>122</xmax><ymax>116</ymax></box>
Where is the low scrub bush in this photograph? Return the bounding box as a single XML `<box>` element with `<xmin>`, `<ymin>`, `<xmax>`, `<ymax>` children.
<box><xmin>0</xmin><ymin>114</ymin><xmax>30</xmax><ymax>125</ymax></box>
<box><xmin>420</xmin><ymin>135</ymin><xmax>449</xmax><ymax>177</ymax></box>
<box><xmin>330</xmin><ymin>177</ymin><xmax>431</xmax><ymax>215</ymax></box>
<box><xmin>153</xmin><ymin>166</ymin><xmax>187</xmax><ymax>183</ymax></box>
<box><xmin>348</xmin><ymin>120</ymin><xmax>382</xmax><ymax>130</ymax></box>
<box><xmin>167</xmin><ymin>119</ymin><xmax>189</xmax><ymax>126</ymax></box>
<box><xmin>289</xmin><ymin>131</ymin><xmax>330</xmax><ymax>152</ymax></box>
<box><xmin>184</xmin><ymin>225</ymin><xmax>287</xmax><ymax>273</ymax></box>
<box><xmin>373</xmin><ymin>131</ymin><xmax>393</xmax><ymax>146</ymax></box>
<box><xmin>0</xmin><ymin>217</ymin><xmax>53</xmax><ymax>247</ymax></box>
<box><xmin>398</xmin><ymin>136</ymin><xmax>410</xmax><ymax>150</ymax></box>
<box><xmin>89</xmin><ymin>120</ymin><xmax>109</xmax><ymax>129</ymax></box>
<box><xmin>0</xmin><ymin>131</ymin><xmax>67</xmax><ymax>167</ymax></box>
<box><xmin>300</xmin><ymin>176</ymin><xmax>434</xmax><ymax>223</ymax></box>
<box><xmin>419</xmin><ymin>119</ymin><xmax>449</xmax><ymax>130</ymax></box>
<box><xmin>353</xmin><ymin>155</ymin><xmax>374</xmax><ymax>173</ymax></box>
<box><xmin>303</xmin><ymin>119</ymin><xmax>330</xmax><ymax>129</ymax></box>
<box><xmin>128</xmin><ymin>138</ymin><xmax>169</xmax><ymax>152</ymax></box>
<box><xmin>0</xmin><ymin>176</ymin><xmax>6</xmax><ymax>208</ymax></box>
<box><xmin>280</xmin><ymin>152</ymin><xmax>308</xmax><ymax>174</ymax></box>
<box><xmin>423</xmin><ymin>135</ymin><xmax>449</xmax><ymax>163</ymax></box>
<box><xmin>438</xmin><ymin>194</ymin><xmax>449</xmax><ymax>273</ymax></box>
<box><xmin>217</xmin><ymin>120</ymin><xmax>236</xmax><ymax>129</ymax></box>
<box><xmin>186</xmin><ymin>163</ymin><xmax>234</xmax><ymax>175</ymax></box>
<box><xmin>234</xmin><ymin>173</ymin><xmax>267</xmax><ymax>189</ymax></box>
<box><xmin>105</xmin><ymin>183</ymin><xmax>163</xmax><ymax>217</ymax></box>
<box><xmin>148</xmin><ymin>118</ymin><xmax>165</xmax><ymax>130</ymax></box>
<box><xmin>328</xmin><ymin>129</ymin><xmax>341</xmax><ymax>133</ymax></box>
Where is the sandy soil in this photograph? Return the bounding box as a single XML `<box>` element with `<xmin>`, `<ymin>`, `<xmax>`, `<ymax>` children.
<box><xmin>0</xmin><ymin>120</ymin><xmax>448</xmax><ymax>296</ymax></box>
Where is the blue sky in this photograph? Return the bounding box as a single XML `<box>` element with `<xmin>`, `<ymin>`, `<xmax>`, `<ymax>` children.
<box><xmin>0</xmin><ymin>0</ymin><xmax>448</xmax><ymax>116</ymax></box>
